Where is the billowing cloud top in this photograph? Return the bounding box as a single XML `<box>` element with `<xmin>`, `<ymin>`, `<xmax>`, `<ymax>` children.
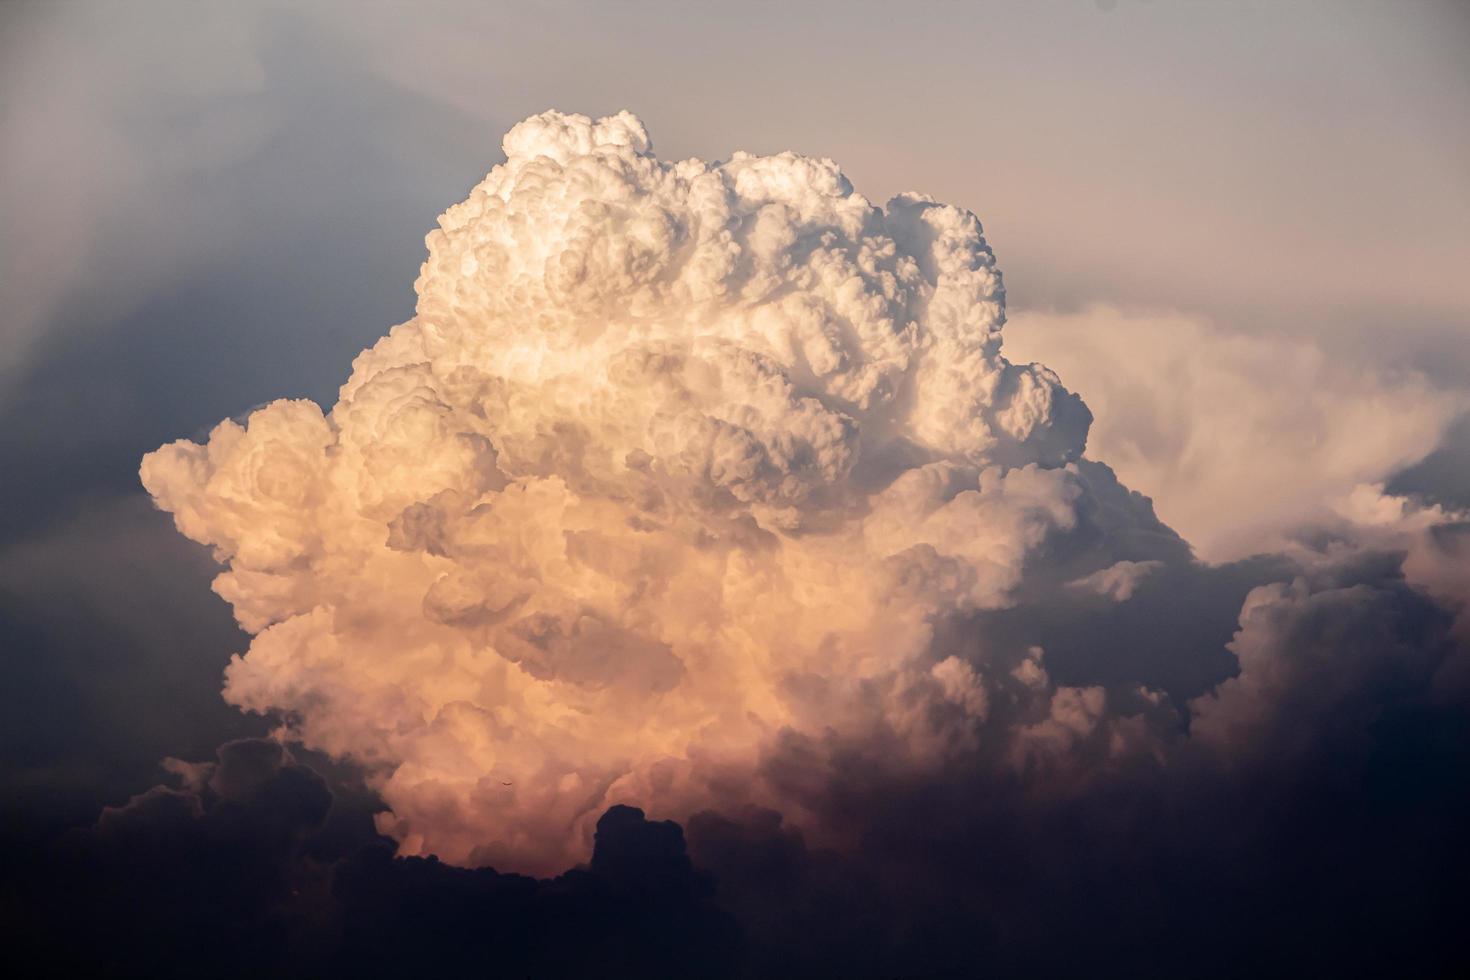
<box><xmin>142</xmin><ymin>110</ymin><xmax>1113</xmax><ymax>874</ymax></box>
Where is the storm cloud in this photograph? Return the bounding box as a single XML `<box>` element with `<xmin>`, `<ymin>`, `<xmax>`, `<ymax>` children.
<box><xmin>4</xmin><ymin>3</ymin><xmax>1468</xmax><ymax>975</ymax></box>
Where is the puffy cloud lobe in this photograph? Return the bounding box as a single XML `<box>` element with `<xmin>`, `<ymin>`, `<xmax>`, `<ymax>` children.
<box><xmin>1190</xmin><ymin>577</ymin><xmax>1440</xmax><ymax>761</ymax></box>
<box><xmin>1186</xmin><ymin>492</ymin><xmax>1470</xmax><ymax>761</ymax></box>
<box><xmin>141</xmin><ymin>111</ymin><xmax>1108</xmax><ymax>873</ymax></box>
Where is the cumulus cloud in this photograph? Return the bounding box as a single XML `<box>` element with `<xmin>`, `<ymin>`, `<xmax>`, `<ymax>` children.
<box><xmin>688</xmin><ymin>482</ymin><xmax>1470</xmax><ymax>976</ymax></box>
<box><xmin>140</xmin><ymin>110</ymin><xmax>1119</xmax><ymax>873</ymax></box>
<box><xmin>141</xmin><ymin>111</ymin><xmax>1470</xmax><ymax>893</ymax></box>
<box><xmin>1181</xmin><ymin>484</ymin><xmax>1470</xmax><ymax>767</ymax></box>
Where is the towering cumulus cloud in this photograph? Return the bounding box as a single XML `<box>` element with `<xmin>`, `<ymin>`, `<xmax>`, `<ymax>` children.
<box><xmin>141</xmin><ymin>110</ymin><xmax>1137</xmax><ymax>875</ymax></box>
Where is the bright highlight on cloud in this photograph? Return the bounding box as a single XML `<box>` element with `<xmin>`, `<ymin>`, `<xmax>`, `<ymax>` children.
<box><xmin>140</xmin><ymin>110</ymin><xmax>1467</xmax><ymax>878</ymax></box>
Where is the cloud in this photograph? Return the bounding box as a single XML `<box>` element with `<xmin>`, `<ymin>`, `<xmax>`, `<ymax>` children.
<box><xmin>137</xmin><ymin>116</ymin><xmax>1470</xmax><ymax>975</ymax></box>
<box><xmin>139</xmin><ymin>109</ymin><xmax>1124</xmax><ymax>874</ymax></box>
<box><xmin>1388</xmin><ymin>412</ymin><xmax>1470</xmax><ymax>512</ymax></box>
<box><xmin>0</xmin><ymin>495</ymin><xmax>263</xmax><ymax>820</ymax></box>
<box><xmin>4</xmin><ymin>2</ymin><xmax>1465</xmax><ymax>970</ymax></box>
<box><xmin>1066</xmin><ymin>559</ymin><xmax>1163</xmax><ymax>601</ymax></box>
<box><xmin>8</xmin><ymin>739</ymin><xmax>740</xmax><ymax>978</ymax></box>
<box><xmin>1004</xmin><ymin>306</ymin><xmax>1464</xmax><ymax>561</ymax></box>
<box><xmin>683</xmin><ymin>493</ymin><xmax>1470</xmax><ymax>977</ymax></box>
<box><xmin>5</xmin><ymin>88</ymin><xmax>1438</xmax><ymax>976</ymax></box>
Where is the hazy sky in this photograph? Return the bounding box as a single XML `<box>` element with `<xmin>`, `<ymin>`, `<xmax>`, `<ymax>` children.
<box><xmin>7</xmin><ymin>1</ymin><xmax>1468</xmax><ymax>364</ymax></box>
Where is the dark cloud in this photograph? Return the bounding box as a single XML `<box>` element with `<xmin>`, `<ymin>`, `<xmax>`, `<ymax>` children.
<box><xmin>8</xmin><ymin>524</ymin><xmax>1467</xmax><ymax>977</ymax></box>
<box><xmin>691</xmin><ymin>527</ymin><xmax>1465</xmax><ymax>976</ymax></box>
<box><xmin>1388</xmin><ymin>412</ymin><xmax>1470</xmax><ymax>512</ymax></box>
<box><xmin>7</xmin><ymin>739</ymin><xmax>338</xmax><ymax>978</ymax></box>
<box><xmin>687</xmin><ymin>551</ymin><xmax>1470</xmax><ymax>978</ymax></box>
<box><xmin>12</xmin><ymin>631</ymin><xmax>1467</xmax><ymax>979</ymax></box>
<box><xmin>0</xmin><ymin>498</ymin><xmax>261</xmax><ymax>836</ymax></box>
<box><xmin>960</xmin><ymin>459</ymin><xmax>1293</xmax><ymax>702</ymax></box>
<box><xmin>6</xmin><ymin>740</ymin><xmax>740</xmax><ymax>979</ymax></box>
<box><xmin>334</xmin><ymin>806</ymin><xmax>740</xmax><ymax>979</ymax></box>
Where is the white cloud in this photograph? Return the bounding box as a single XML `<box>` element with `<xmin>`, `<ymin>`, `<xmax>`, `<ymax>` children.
<box><xmin>1005</xmin><ymin>306</ymin><xmax>1464</xmax><ymax>561</ymax></box>
<box><xmin>142</xmin><ymin>111</ymin><xmax>1109</xmax><ymax>874</ymax></box>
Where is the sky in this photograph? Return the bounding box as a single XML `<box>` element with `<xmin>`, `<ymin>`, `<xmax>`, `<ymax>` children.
<box><xmin>2</xmin><ymin>2</ymin><xmax>1468</xmax><ymax>977</ymax></box>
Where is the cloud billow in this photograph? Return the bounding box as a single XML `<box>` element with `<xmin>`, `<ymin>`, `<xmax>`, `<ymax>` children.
<box><xmin>140</xmin><ymin>111</ymin><xmax>1113</xmax><ymax>875</ymax></box>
